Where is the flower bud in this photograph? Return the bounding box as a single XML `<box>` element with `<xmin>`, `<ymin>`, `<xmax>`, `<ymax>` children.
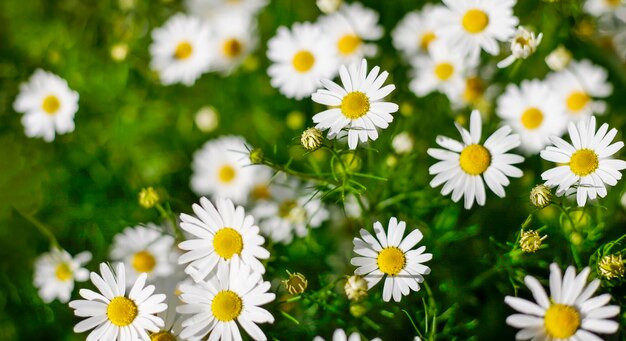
<box><xmin>138</xmin><ymin>187</ymin><xmax>160</xmax><ymax>208</ymax></box>
<box><xmin>598</xmin><ymin>254</ymin><xmax>625</xmax><ymax>280</ymax></box>
<box><xmin>530</xmin><ymin>184</ymin><xmax>552</xmax><ymax>209</ymax></box>
<box><xmin>344</xmin><ymin>275</ymin><xmax>368</xmax><ymax>302</ymax></box>
<box><xmin>282</xmin><ymin>271</ymin><xmax>308</xmax><ymax>295</ymax></box>
<box><xmin>301</xmin><ymin>128</ymin><xmax>323</xmax><ymax>152</ymax></box>
<box><xmin>519</xmin><ymin>229</ymin><xmax>546</xmax><ymax>253</ymax></box>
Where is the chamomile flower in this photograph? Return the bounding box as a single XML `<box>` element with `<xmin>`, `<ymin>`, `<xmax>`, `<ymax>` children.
<box><xmin>13</xmin><ymin>69</ymin><xmax>79</xmax><ymax>142</ymax></box>
<box><xmin>178</xmin><ymin>197</ymin><xmax>270</xmax><ymax>282</ymax></box>
<box><xmin>312</xmin><ymin>59</ymin><xmax>399</xmax><ymax>149</ymax></box>
<box><xmin>190</xmin><ymin>135</ymin><xmax>255</xmax><ymax>205</ymax></box>
<box><xmin>318</xmin><ymin>2</ymin><xmax>383</xmax><ymax>64</ymax></box>
<box><xmin>392</xmin><ymin>5</ymin><xmax>442</xmax><ymax>59</ymax></box>
<box><xmin>252</xmin><ymin>178</ymin><xmax>329</xmax><ymax>244</ymax></box>
<box><xmin>109</xmin><ymin>224</ymin><xmax>176</xmax><ymax>286</ymax></box>
<box><xmin>177</xmin><ymin>261</ymin><xmax>275</xmax><ymax>341</ymax></box>
<box><xmin>505</xmin><ymin>263</ymin><xmax>620</xmax><ymax>340</ymax></box>
<box><xmin>313</xmin><ymin>329</ymin><xmax>362</xmax><ymax>341</ymax></box>
<box><xmin>351</xmin><ymin>217</ymin><xmax>432</xmax><ymax>302</ymax></box>
<box><xmin>546</xmin><ymin>60</ymin><xmax>613</xmax><ymax>120</ymax></box>
<box><xmin>208</xmin><ymin>13</ymin><xmax>257</xmax><ymax>74</ymax></box>
<box><xmin>33</xmin><ymin>248</ymin><xmax>91</xmax><ymax>303</ymax></box>
<box><xmin>69</xmin><ymin>263</ymin><xmax>167</xmax><ymax>341</ymax></box>
<box><xmin>428</xmin><ymin>110</ymin><xmax>524</xmax><ymax>209</ymax></box>
<box><xmin>584</xmin><ymin>0</ymin><xmax>626</xmax><ymax>17</ymax></box>
<box><xmin>149</xmin><ymin>14</ymin><xmax>211</xmax><ymax>86</ymax></box>
<box><xmin>435</xmin><ymin>0</ymin><xmax>519</xmax><ymax>62</ymax></box>
<box><xmin>496</xmin><ymin>79</ymin><xmax>568</xmax><ymax>154</ymax></box>
<box><xmin>267</xmin><ymin>22</ymin><xmax>338</xmax><ymax>99</ymax></box>
<box><xmin>185</xmin><ymin>0</ymin><xmax>268</xmax><ymax>19</ymax></box>
<box><xmin>497</xmin><ymin>26</ymin><xmax>543</xmax><ymax>68</ymax></box>
<box><xmin>540</xmin><ymin>116</ymin><xmax>626</xmax><ymax>207</ymax></box>
<box><xmin>409</xmin><ymin>42</ymin><xmax>470</xmax><ymax>102</ymax></box>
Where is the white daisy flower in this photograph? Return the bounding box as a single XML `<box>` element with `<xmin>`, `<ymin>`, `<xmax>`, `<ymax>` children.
<box><xmin>68</xmin><ymin>263</ymin><xmax>167</xmax><ymax>341</ymax></box>
<box><xmin>496</xmin><ymin>79</ymin><xmax>568</xmax><ymax>155</ymax></box>
<box><xmin>185</xmin><ymin>0</ymin><xmax>267</xmax><ymax>19</ymax></box>
<box><xmin>13</xmin><ymin>69</ymin><xmax>79</xmax><ymax>142</ymax></box>
<box><xmin>33</xmin><ymin>248</ymin><xmax>91</xmax><ymax>303</ymax></box>
<box><xmin>584</xmin><ymin>0</ymin><xmax>626</xmax><ymax>17</ymax></box>
<box><xmin>252</xmin><ymin>178</ymin><xmax>329</xmax><ymax>244</ymax></box>
<box><xmin>505</xmin><ymin>263</ymin><xmax>620</xmax><ymax>340</ymax></box>
<box><xmin>409</xmin><ymin>41</ymin><xmax>471</xmax><ymax>102</ymax></box>
<box><xmin>428</xmin><ymin>110</ymin><xmax>524</xmax><ymax>209</ymax></box>
<box><xmin>497</xmin><ymin>26</ymin><xmax>543</xmax><ymax>69</ymax></box>
<box><xmin>392</xmin><ymin>5</ymin><xmax>443</xmax><ymax>59</ymax></box>
<box><xmin>318</xmin><ymin>2</ymin><xmax>383</xmax><ymax>65</ymax></box>
<box><xmin>540</xmin><ymin>116</ymin><xmax>626</xmax><ymax>207</ymax></box>
<box><xmin>350</xmin><ymin>217</ymin><xmax>432</xmax><ymax>302</ymax></box>
<box><xmin>149</xmin><ymin>14</ymin><xmax>211</xmax><ymax>86</ymax></box>
<box><xmin>312</xmin><ymin>59</ymin><xmax>399</xmax><ymax>150</ymax></box>
<box><xmin>313</xmin><ymin>328</ymin><xmax>363</xmax><ymax>341</ymax></box>
<box><xmin>178</xmin><ymin>197</ymin><xmax>270</xmax><ymax>282</ymax></box>
<box><xmin>267</xmin><ymin>22</ymin><xmax>338</xmax><ymax>99</ymax></box>
<box><xmin>109</xmin><ymin>224</ymin><xmax>176</xmax><ymax>286</ymax></box>
<box><xmin>208</xmin><ymin>13</ymin><xmax>258</xmax><ymax>74</ymax></box>
<box><xmin>177</xmin><ymin>260</ymin><xmax>275</xmax><ymax>341</ymax></box>
<box><xmin>546</xmin><ymin>60</ymin><xmax>613</xmax><ymax>121</ymax></box>
<box><xmin>435</xmin><ymin>0</ymin><xmax>519</xmax><ymax>62</ymax></box>
<box><xmin>190</xmin><ymin>135</ymin><xmax>255</xmax><ymax>205</ymax></box>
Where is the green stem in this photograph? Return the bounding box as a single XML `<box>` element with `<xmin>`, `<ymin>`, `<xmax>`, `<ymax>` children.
<box><xmin>14</xmin><ymin>208</ymin><xmax>61</xmax><ymax>250</ymax></box>
<box><xmin>155</xmin><ymin>203</ymin><xmax>183</xmax><ymax>241</ymax></box>
<box><xmin>553</xmin><ymin>203</ymin><xmax>582</xmax><ymax>267</ymax></box>
<box><xmin>262</xmin><ymin>158</ymin><xmax>340</xmax><ymax>186</ymax></box>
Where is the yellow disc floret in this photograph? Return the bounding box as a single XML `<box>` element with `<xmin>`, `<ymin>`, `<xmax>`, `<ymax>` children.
<box><xmin>337</xmin><ymin>34</ymin><xmax>361</xmax><ymax>55</ymax></box>
<box><xmin>222</xmin><ymin>38</ymin><xmax>243</xmax><ymax>59</ymax></box>
<box><xmin>42</xmin><ymin>95</ymin><xmax>61</xmax><ymax>115</ymax></box>
<box><xmin>566</xmin><ymin>91</ymin><xmax>590</xmax><ymax>113</ymax></box>
<box><xmin>377</xmin><ymin>247</ymin><xmax>406</xmax><ymax>276</ymax></box>
<box><xmin>434</xmin><ymin>62</ymin><xmax>454</xmax><ymax>81</ymax></box>
<box><xmin>520</xmin><ymin>107</ymin><xmax>544</xmax><ymax>130</ymax></box>
<box><xmin>150</xmin><ymin>331</ymin><xmax>177</xmax><ymax>341</ymax></box>
<box><xmin>420</xmin><ymin>32</ymin><xmax>436</xmax><ymax>50</ymax></box>
<box><xmin>462</xmin><ymin>9</ymin><xmax>489</xmax><ymax>34</ymax></box>
<box><xmin>211</xmin><ymin>290</ymin><xmax>243</xmax><ymax>322</ymax></box>
<box><xmin>292</xmin><ymin>50</ymin><xmax>315</xmax><ymax>73</ymax></box>
<box><xmin>132</xmin><ymin>250</ymin><xmax>156</xmax><ymax>273</ymax></box>
<box><xmin>218</xmin><ymin>165</ymin><xmax>236</xmax><ymax>183</ymax></box>
<box><xmin>174</xmin><ymin>41</ymin><xmax>193</xmax><ymax>60</ymax></box>
<box><xmin>213</xmin><ymin>228</ymin><xmax>243</xmax><ymax>259</ymax></box>
<box><xmin>544</xmin><ymin>304</ymin><xmax>581</xmax><ymax>338</ymax></box>
<box><xmin>569</xmin><ymin>149</ymin><xmax>599</xmax><ymax>176</ymax></box>
<box><xmin>55</xmin><ymin>263</ymin><xmax>72</xmax><ymax>282</ymax></box>
<box><xmin>459</xmin><ymin>144</ymin><xmax>491</xmax><ymax>175</ymax></box>
<box><xmin>107</xmin><ymin>297</ymin><xmax>138</xmax><ymax>327</ymax></box>
<box><xmin>341</xmin><ymin>91</ymin><xmax>370</xmax><ymax>119</ymax></box>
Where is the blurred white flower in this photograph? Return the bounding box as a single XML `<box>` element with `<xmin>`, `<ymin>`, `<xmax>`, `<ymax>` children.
<box><xmin>497</xmin><ymin>26</ymin><xmax>543</xmax><ymax>68</ymax></box>
<box><xmin>584</xmin><ymin>0</ymin><xmax>626</xmax><ymax>17</ymax></box>
<box><xmin>317</xmin><ymin>0</ymin><xmax>342</xmax><ymax>14</ymax></box>
<box><xmin>392</xmin><ymin>5</ymin><xmax>443</xmax><ymax>59</ymax></box>
<box><xmin>34</xmin><ymin>248</ymin><xmax>90</xmax><ymax>303</ymax></box>
<box><xmin>392</xmin><ymin>132</ymin><xmax>414</xmax><ymax>154</ymax></box>
<box><xmin>545</xmin><ymin>45</ymin><xmax>572</xmax><ymax>71</ymax></box>
<box><xmin>185</xmin><ymin>0</ymin><xmax>267</xmax><ymax>19</ymax></box>
<box><xmin>194</xmin><ymin>106</ymin><xmax>219</xmax><ymax>132</ymax></box>
<box><xmin>208</xmin><ymin>12</ymin><xmax>258</xmax><ymax>74</ymax></box>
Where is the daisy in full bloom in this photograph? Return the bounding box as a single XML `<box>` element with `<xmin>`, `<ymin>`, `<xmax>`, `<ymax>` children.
<box><xmin>318</xmin><ymin>2</ymin><xmax>383</xmax><ymax>65</ymax></box>
<box><xmin>13</xmin><ymin>69</ymin><xmax>79</xmax><ymax>142</ymax></box>
<box><xmin>312</xmin><ymin>59</ymin><xmax>399</xmax><ymax>149</ymax></box>
<box><xmin>540</xmin><ymin>116</ymin><xmax>626</xmax><ymax>207</ymax></box>
<box><xmin>496</xmin><ymin>79</ymin><xmax>568</xmax><ymax>154</ymax></box>
<box><xmin>435</xmin><ymin>0</ymin><xmax>519</xmax><ymax>62</ymax></box>
<box><xmin>109</xmin><ymin>224</ymin><xmax>176</xmax><ymax>286</ymax></box>
<box><xmin>177</xmin><ymin>260</ymin><xmax>275</xmax><ymax>341</ymax></box>
<box><xmin>149</xmin><ymin>14</ymin><xmax>211</xmax><ymax>86</ymax></box>
<box><xmin>178</xmin><ymin>197</ymin><xmax>270</xmax><ymax>282</ymax></box>
<box><xmin>584</xmin><ymin>0</ymin><xmax>626</xmax><ymax>17</ymax></box>
<box><xmin>505</xmin><ymin>263</ymin><xmax>620</xmax><ymax>340</ymax></box>
<box><xmin>69</xmin><ymin>263</ymin><xmax>167</xmax><ymax>341</ymax></box>
<box><xmin>428</xmin><ymin>110</ymin><xmax>524</xmax><ymax>209</ymax></box>
<box><xmin>185</xmin><ymin>0</ymin><xmax>268</xmax><ymax>19</ymax></box>
<box><xmin>190</xmin><ymin>135</ymin><xmax>255</xmax><ymax>205</ymax></box>
<box><xmin>267</xmin><ymin>22</ymin><xmax>338</xmax><ymax>99</ymax></box>
<box><xmin>208</xmin><ymin>13</ymin><xmax>258</xmax><ymax>74</ymax></box>
<box><xmin>252</xmin><ymin>177</ymin><xmax>329</xmax><ymax>244</ymax></box>
<box><xmin>409</xmin><ymin>41</ymin><xmax>471</xmax><ymax>102</ymax></box>
<box><xmin>392</xmin><ymin>5</ymin><xmax>443</xmax><ymax>59</ymax></box>
<box><xmin>546</xmin><ymin>60</ymin><xmax>613</xmax><ymax>121</ymax></box>
<box><xmin>351</xmin><ymin>217</ymin><xmax>432</xmax><ymax>302</ymax></box>
<box><xmin>33</xmin><ymin>248</ymin><xmax>91</xmax><ymax>303</ymax></box>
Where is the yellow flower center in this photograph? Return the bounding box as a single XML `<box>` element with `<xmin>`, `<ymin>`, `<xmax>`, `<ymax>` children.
<box><xmin>569</xmin><ymin>149</ymin><xmax>599</xmax><ymax>176</ymax></box>
<box><xmin>132</xmin><ymin>250</ymin><xmax>156</xmax><ymax>273</ymax></box>
<box><xmin>520</xmin><ymin>107</ymin><xmax>544</xmax><ymax>130</ymax></box>
<box><xmin>213</xmin><ymin>227</ymin><xmax>243</xmax><ymax>259</ymax></box>
<box><xmin>544</xmin><ymin>304</ymin><xmax>581</xmax><ymax>339</ymax></box>
<box><xmin>250</xmin><ymin>184</ymin><xmax>271</xmax><ymax>200</ymax></box>
<box><xmin>42</xmin><ymin>95</ymin><xmax>61</xmax><ymax>115</ymax></box>
<box><xmin>337</xmin><ymin>34</ymin><xmax>361</xmax><ymax>55</ymax></box>
<box><xmin>292</xmin><ymin>50</ymin><xmax>315</xmax><ymax>73</ymax></box>
<box><xmin>341</xmin><ymin>91</ymin><xmax>370</xmax><ymax>119</ymax></box>
<box><xmin>55</xmin><ymin>263</ymin><xmax>72</xmax><ymax>282</ymax></box>
<box><xmin>462</xmin><ymin>9</ymin><xmax>489</xmax><ymax>34</ymax></box>
<box><xmin>222</xmin><ymin>38</ymin><xmax>243</xmax><ymax>59</ymax></box>
<box><xmin>174</xmin><ymin>41</ymin><xmax>193</xmax><ymax>60</ymax></box>
<box><xmin>606</xmin><ymin>0</ymin><xmax>621</xmax><ymax>7</ymax></box>
<box><xmin>107</xmin><ymin>297</ymin><xmax>138</xmax><ymax>327</ymax></box>
<box><xmin>434</xmin><ymin>62</ymin><xmax>455</xmax><ymax>81</ymax></box>
<box><xmin>377</xmin><ymin>247</ymin><xmax>406</xmax><ymax>276</ymax></box>
<box><xmin>150</xmin><ymin>331</ymin><xmax>177</xmax><ymax>341</ymax></box>
<box><xmin>420</xmin><ymin>31</ymin><xmax>436</xmax><ymax>50</ymax></box>
<box><xmin>278</xmin><ymin>199</ymin><xmax>298</xmax><ymax>218</ymax></box>
<box><xmin>463</xmin><ymin>76</ymin><xmax>485</xmax><ymax>103</ymax></box>
<box><xmin>218</xmin><ymin>165</ymin><xmax>236</xmax><ymax>183</ymax></box>
<box><xmin>211</xmin><ymin>290</ymin><xmax>243</xmax><ymax>322</ymax></box>
<box><xmin>459</xmin><ymin>144</ymin><xmax>491</xmax><ymax>175</ymax></box>
<box><xmin>566</xmin><ymin>91</ymin><xmax>590</xmax><ymax>113</ymax></box>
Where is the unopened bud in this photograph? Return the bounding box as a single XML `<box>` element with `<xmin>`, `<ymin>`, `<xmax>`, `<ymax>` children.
<box><xmin>282</xmin><ymin>271</ymin><xmax>308</xmax><ymax>295</ymax></box>
<box><xmin>530</xmin><ymin>184</ymin><xmax>552</xmax><ymax>209</ymax></box>
<box><xmin>138</xmin><ymin>187</ymin><xmax>160</xmax><ymax>208</ymax></box>
<box><xmin>519</xmin><ymin>229</ymin><xmax>546</xmax><ymax>253</ymax></box>
<box><xmin>344</xmin><ymin>275</ymin><xmax>368</xmax><ymax>302</ymax></box>
<box><xmin>301</xmin><ymin>128</ymin><xmax>323</xmax><ymax>152</ymax></box>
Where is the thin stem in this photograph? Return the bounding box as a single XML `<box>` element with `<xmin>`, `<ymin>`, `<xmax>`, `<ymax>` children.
<box><xmin>155</xmin><ymin>203</ymin><xmax>183</xmax><ymax>241</ymax></box>
<box><xmin>262</xmin><ymin>158</ymin><xmax>340</xmax><ymax>186</ymax></box>
<box><xmin>14</xmin><ymin>208</ymin><xmax>61</xmax><ymax>250</ymax></box>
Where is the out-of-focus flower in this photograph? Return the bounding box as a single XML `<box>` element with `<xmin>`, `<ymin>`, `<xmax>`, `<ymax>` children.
<box><xmin>282</xmin><ymin>271</ymin><xmax>308</xmax><ymax>295</ymax></box>
<box><xmin>194</xmin><ymin>106</ymin><xmax>219</xmax><ymax>132</ymax></box>
<box><xmin>33</xmin><ymin>248</ymin><xmax>91</xmax><ymax>303</ymax></box>
<box><xmin>598</xmin><ymin>253</ymin><xmax>625</xmax><ymax>280</ymax></box>
<box><xmin>138</xmin><ymin>187</ymin><xmax>160</xmax><ymax>208</ymax></box>
<box><xmin>545</xmin><ymin>45</ymin><xmax>572</xmax><ymax>71</ymax></box>
<box><xmin>392</xmin><ymin>132</ymin><xmax>414</xmax><ymax>154</ymax></box>
<box><xmin>344</xmin><ymin>275</ymin><xmax>368</xmax><ymax>301</ymax></box>
<box><xmin>497</xmin><ymin>26</ymin><xmax>543</xmax><ymax>68</ymax></box>
<box><xmin>410</xmin><ymin>42</ymin><xmax>470</xmax><ymax>102</ymax></box>
<box><xmin>392</xmin><ymin>5</ymin><xmax>443</xmax><ymax>59</ymax></box>
<box><xmin>317</xmin><ymin>0</ymin><xmax>342</xmax><ymax>14</ymax></box>
<box><xmin>208</xmin><ymin>12</ymin><xmax>258</xmax><ymax>74</ymax></box>
<box><xmin>110</xmin><ymin>42</ymin><xmax>128</xmax><ymax>62</ymax></box>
